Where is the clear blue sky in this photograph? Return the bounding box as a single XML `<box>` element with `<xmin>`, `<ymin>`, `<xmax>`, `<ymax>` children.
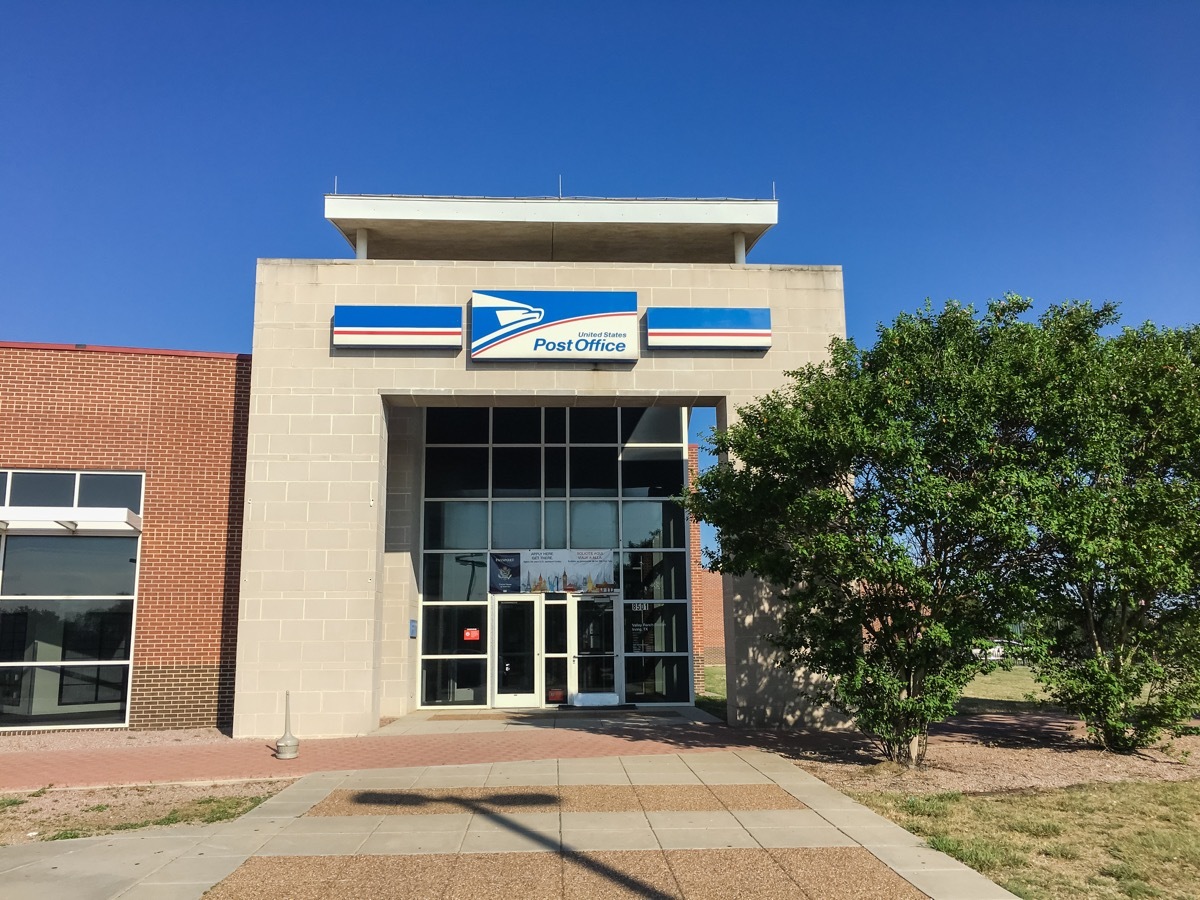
<box><xmin>3</xmin><ymin>2</ymin><xmax>1197</xmax><ymax>367</ymax></box>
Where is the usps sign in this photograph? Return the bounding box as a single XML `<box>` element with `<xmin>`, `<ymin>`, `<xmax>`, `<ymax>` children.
<box><xmin>470</xmin><ymin>291</ymin><xmax>638</xmax><ymax>361</ymax></box>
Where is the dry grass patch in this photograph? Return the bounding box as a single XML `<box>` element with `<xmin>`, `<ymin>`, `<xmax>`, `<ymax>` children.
<box><xmin>857</xmin><ymin>779</ymin><xmax>1200</xmax><ymax>899</ymax></box>
<box><xmin>0</xmin><ymin>780</ymin><xmax>291</xmax><ymax>845</ymax></box>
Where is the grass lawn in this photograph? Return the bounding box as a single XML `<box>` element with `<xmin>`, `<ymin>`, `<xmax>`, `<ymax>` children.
<box><xmin>857</xmin><ymin>779</ymin><xmax>1200</xmax><ymax>900</ymax></box>
<box><xmin>696</xmin><ymin>664</ymin><xmax>727</xmax><ymax>720</ymax></box>
<box><xmin>957</xmin><ymin>664</ymin><xmax>1052</xmax><ymax>716</ymax></box>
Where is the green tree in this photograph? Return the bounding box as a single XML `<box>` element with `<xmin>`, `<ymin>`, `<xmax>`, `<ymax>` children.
<box><xmin>1023</xmin><ymin>306</ymin><xmax>1200</xmax><ymax>751</ymax></box>
<box><xmin>688</xmin><ymin>298</ymin><xmax>1039</xmax><ymax>766</ymax></box>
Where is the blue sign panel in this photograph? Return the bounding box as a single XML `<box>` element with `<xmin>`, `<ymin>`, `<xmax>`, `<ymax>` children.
<box><xmin>469</xmin><ymin>291</ymin><xmax>638</xmax><ymax>360</ymax></box>
<box><xmin>332</xmin><ymin>305</ymin><xmax>463</xmax><ymax>349</ymax></box>
<box><xmin>645</xmin><ymin>307</ymin><xmax>772</xmax><ymax>350</ymax></box>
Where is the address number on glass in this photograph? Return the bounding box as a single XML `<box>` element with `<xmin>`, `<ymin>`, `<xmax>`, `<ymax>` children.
<box><xmin>630</xmin><ymin>603</ymin><xmax>650</xmax><ymax>611</ymax></box>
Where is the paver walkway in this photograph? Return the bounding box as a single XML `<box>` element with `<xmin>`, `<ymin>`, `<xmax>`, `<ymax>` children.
<box><xmin>0</xmin><ymin>748</ymin><xmax>1018</xmax><ymax>899</ymax></box>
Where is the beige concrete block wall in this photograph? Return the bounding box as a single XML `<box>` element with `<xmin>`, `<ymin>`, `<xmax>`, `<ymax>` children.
<box><xmin>233</xmin><ymin>258</ymin><xmax>845</xmax><ymax>738</ymax></box>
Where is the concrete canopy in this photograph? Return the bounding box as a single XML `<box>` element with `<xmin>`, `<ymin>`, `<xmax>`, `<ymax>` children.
<box><xmin>324</xmin><ymin>195</ymin><xmax>778</xmax><ymax>263</ymax></box>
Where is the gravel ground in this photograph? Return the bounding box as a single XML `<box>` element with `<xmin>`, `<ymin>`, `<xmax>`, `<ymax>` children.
<box><xmin>0</xmin><ymin>726</ymin><xmax>230</xmax><ymax>754</ymax></box>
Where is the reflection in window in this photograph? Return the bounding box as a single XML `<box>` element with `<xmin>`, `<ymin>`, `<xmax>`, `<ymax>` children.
<box><xmin>622</xmin><ymin>502</ymin><xmax>685</xmax><ymax>549</ymax></box>
<box><xmin>422</xmin><ymin>553</ymin><xmax>487</xmax><ymax>602</ymax></box>
<box><xmin>492</xmin><ymin>448</ymin><xmax>541</xmax><ymax>497</ymax></box>
<box><xmin>625</xmin><ymin>656</ymin><xmax>689</xmax><ymax>702</ymax></box>
<box><xmin>78</xmin><ymin>474</ymin><xmax>143</xmax><ymax>514</ymax></box>
<box><xmin>9</xmin><ymin>472</ymin><xmax>75</xmax><ymax>507</ymax></box>
<box><xmin>621</xmin><ymin>408</ymin><xmax>682</xmax><ymax>445</ymax></box>
<box><xmin>623</xmin><ymin>552</ymin><xmax>687</xmax><ymax>600</ymax></box>
<box><xmin>422</xmin><ymin>606</ymin><xmax>488</xmax><ymax>655</ymax></box>
<box><xmin>1</xmin><ymin>537</ymin><xmax>138</xmax><ymax>597</ymax></box>
<box><xmin>421</xmin><ymin>658</ymin><xmax>486</xmax><ymax>705</ymax></box>
<box><xmin>624</xmin><ymin>603</ymin><xmax>688</xmax><ymax>653</ymax></box>
<box><xmin>621</xmin><ymin>448</ymin><xmax>685</xmax><ymax>498</ymax></box>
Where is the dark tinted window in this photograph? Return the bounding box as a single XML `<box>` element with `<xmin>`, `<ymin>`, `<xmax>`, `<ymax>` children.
<box><xmin>9</xmin><ymin>472</ymin><xmax>75</xmax><ymax>507</ymax></box>
<box><xmin>423</xmin><ymin>502</ymin><xmax>487</xmax><ymax>550</ymax></box>
<box><xmin>421</xmin><ymin>658</ymin><xmax>486</xmax><ymax>705</ymax></box>
<box><xmin>625</xmin><ymin>656</ymin><xmax>689</xmax><ymax>702</ymax></box>
<box><xmin>545</xmin><ymin>408</ymin><xmax>566</xmax><ymax>443</ymax></box>
<box><xmin>0</xmin><ymin>472</ymin><xmax>7</xmax><ymax>504</ymax></box>
<box><xmin>78</xmin><ymin>474</ymin><xmax>143</xmax><ymax>514</ymax></box>
<box><xmin>424</xmin><ymin>448</ymin><xmax>488</xmax><ymax>498</ymax></box>
<box><xmin>622</xmin><ymin>408</ymin><xmax>682</xmax><ymax>445</ymax></box>
<box><xmin>623</xmin><ymin>502</ymin><xmax>686</xmax><ymax>549</ymax></box>
<box><xmin>545</xmin><ymin>448</ymin><xmax>566</xmax><ymax>497</ymax></box>
<box><xmin>621</xmin><ymin>448</ymin><xmax>685</xmax><ymax>498</ymax></box>
<box><xmin>625</xmin><ymin>603</ymin><xmax>688</xmax><ymax>653</ymax></box>
<box><xmin>1</xmin><ymin>536</ymin><xmax>138</xmax><ymax>596</ymax></box>
<box><xmin>492</xmin><ymin>448</ymin><xmax>540</xmax><ymax>497</ymax></box>
<box><xmin>569</xmin><ymin>447</ymin><xmax>618</xmax><ymax>496</ymax></box>
<box><xmin>422</xmin><ymin>605</ymin><xmax>488</xmax><ymax>655</ymax></box>
<box><xmin>426</xmin><ymin>407</ymin><xmax>489</xmax><ymax>444</ymax></box>
<box><xmin>570</xmin><ymin>408</ymin><xmax>616</xmax><ymax>443</ymax></box>
<box><xmin>422</xmin><ymin>553</ymin><xmax>486</xmax><ymax>602</ymax></box>
<box><xmin>492</xmin><ymin>408</ymin><xmax>541</xmax><ymax>444</ymax></box>
<box><xmin>622</xmin><ymin>551</ymin><xmax>687</xmax><ymax>601</ymax></box>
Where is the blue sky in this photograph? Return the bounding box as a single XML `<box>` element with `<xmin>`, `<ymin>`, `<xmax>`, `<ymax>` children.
<box><xmin>3</xmin><ymin>3</ymin><xmax>1197</xmax><ymax>385</ymax></box>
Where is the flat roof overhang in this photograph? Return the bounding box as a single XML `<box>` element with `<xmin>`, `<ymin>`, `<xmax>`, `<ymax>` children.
<box><xmin>325</xmin><ymin>195</ymin><xmax>777</xmax><ymax>263</ymax></box>
<box><xmin>0</xmin><ymin>507</ymin><xmax>142</xmax><ymax>535</ymax></box>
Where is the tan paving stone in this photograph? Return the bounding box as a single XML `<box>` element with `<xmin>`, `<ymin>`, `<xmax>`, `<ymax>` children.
<box><xmin>443</xmin><ymin>851</ymin><xmax>562</xmax><ymax>899</ymax></box>
<box><xmin>710</xmin><ymin>783</ymin><xmax>807</xmax><ymax>810</ymax></box>
<box><xmin>664</xmin><ymin>849</ymin><xmax>804</xmax><ymax>899</ymax></box>
<box><xmin>768</xmin><ymin>847</ymin><xmax>930</xmax><ymax>900</ymax></box>
<box><xmin>558</xmin><ymin>784</ymin><xmax>641</xmax><ymax>812</ymax></box>
<box><xmin>634</xmin><ymin>784</ymin><xmax>723</xmax><ymax>811</ymax></box>
<box><xmin>307</xmin><ymin>786</ymin><xmax>560</xmax><ymax>816</ymax></box>
<box><xmin>563</xmin><ymin>850</ymin><xmax>682</xmax><ymax>899</ymax></box>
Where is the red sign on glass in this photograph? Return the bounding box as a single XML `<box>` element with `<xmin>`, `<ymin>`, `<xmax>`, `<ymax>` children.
<box><xmin>463</xmin><ymin>628</ymin><xmax>480</xmax><ymax>641</ymax></box>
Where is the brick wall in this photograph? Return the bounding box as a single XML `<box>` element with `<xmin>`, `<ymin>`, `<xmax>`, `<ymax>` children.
<box><xmin>0</xmin><ymin>343</ymin><xmax>250</xmax><ymax>730</ymax></box>
<box><xmin>701</xmin><ymin>570</ymin><xmax>726</xmax><ymax>661</ymax></box>
<box><xmin>688</xmin><ymin>444</ymin><xmax>705</xmax><ymax>695</ymax></box>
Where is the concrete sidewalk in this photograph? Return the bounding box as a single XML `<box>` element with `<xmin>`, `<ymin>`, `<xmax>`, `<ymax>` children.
<box><xmin>0</xmin><ymin>749</ymin><xmax>1018</xmax><ymax>900</ymax></box>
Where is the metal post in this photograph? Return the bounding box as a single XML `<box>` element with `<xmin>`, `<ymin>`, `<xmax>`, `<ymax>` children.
<box><xmin>276</xmin><ymin>690</ymin><xmax>299</xmax><ymax>759</ymax></box>
<box><xmin>733</xmin><ymin>231</ymin><xmax>746</xmax><ymax>265</ymax></box>
<box><xmin>355</xmin><ymin>228</ymin><xmax>368</xmax><ymax>260</ymax></box>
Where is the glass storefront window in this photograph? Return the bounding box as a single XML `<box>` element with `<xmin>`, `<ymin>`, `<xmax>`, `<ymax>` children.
<box><xmin>421</xmin><ymin>658</ymin><xmax>487</xmax><ymax>705</ymax></box>
<box><xmin>424</xmin><ymin>502</ymin><xmax>487</xmax><ymax>550</ymax></box>
<box><xmin>623</xmin><ymin>551</ymin><xmax>687</xmax><ymax>600</ymax></box>
<box><xmin>625</xmin><ymin>656</ymin><xmax>689</xmax><ymax>703</ymax></box>
<box><xmin>544</xmin><ymin>502</ymin><xmax>566</xmax><ymax>549</ymax></box>
<box><xmin>569</xmin><ymin>447</ymin><xmax>618</xmax><ymax>496</ymax></box>
<box><xmin>0</xmin><ymin>600</ymin><xmax>133</xmax><ymax>661</ymax></box>
<box><xmin>78</xmin><ymin>474</ymin><xmax>142</xmax><ymax>514</ymax></box>
<box><xmin>0</xmin><ymin>665</ymin><xmax>129</xmax><ymax>726</ymax></box>
<box><xmin>569</xmin><ymin>501</ymin><xmax>618</xmax><ymax>549</ymax></box>
<box><xmin>569</xmin><ymin>408</ymin><xmax>616</xmax><ymax>444</ymax></box>
<box><xmin>624</xmin><ymin>602</ymin><xmax>688</xmax><ymax>653</ymax></box>
<box><xmin>621</xmin><ymin>448</ymin><xmax>685</xmax><ymax>498</ymax></box>
<box><xmin>491</xmin><ymin>502</ymin><xmax>541</xmax><ymax>549</ymax></box>
<box><xmin>1</xmin><ymin>536</ymin><xmax>138</xmax><ymax>597</ymax></box>
<box><xmin>545</xmin><ymin>408</ymin><xmax>566</xmax><ymax>443</ymax></box>
<box><xmin>492</xmin><ymin>408</ymin><xmax>541</xmax><ymax>444</ymax></box>
<box><xmin>492</xmin><ymin>448</ymin><xmax>540</xmax><ymax>497</ymax></box>
<box><xmin>424</xmin><ymin>448</ymin><xmax>488</xmax><ymax>498</ymax></box>
<box><xmin>422</xmin><ymin>605</ymin><xmax>488</xmax><ymax>655</ymax></box>
<box><xmin>622</xmin><ymin>501</ymin><xmax>685</xmax><ymax>549</ymax></box>
<box><xmin>9</xmin><ymin>472</ymin><xmax>75</xmax><ymax>507</ymax></box>
<box><xmin>426</xmin><ymin>407</ymin><xmax>489</xmax><ymax>444</ymax></box>
<box><xmin>621</xmin><ymin>408</ymin><xmax>682</xmax><ymax>445</ymax></box>
<box><xmin>545</xmin><ymin>448</ymin><xmax>566</xmax><ymax>497</ymax></box>
<box><xmin>422</xmin><ymin>553</ymin><xmax>487</xmax><ymax>602</ymax></box>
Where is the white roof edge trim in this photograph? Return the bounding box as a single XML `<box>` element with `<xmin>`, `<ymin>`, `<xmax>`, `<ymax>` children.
<box><xmin>324</xmin><ymin>195</ymin><xmax>778</xmax><ymax>227</ymax></box>
<box><xmin>0</xmin><ymin>506</ymin><xmax>142</xmax><ymax>534</ymax></box>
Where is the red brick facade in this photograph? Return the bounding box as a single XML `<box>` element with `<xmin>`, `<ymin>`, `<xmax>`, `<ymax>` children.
<box><xmin>0</xmin><ymin>343</ymin><xmax>250</xmax><ymax>730</ymax></box>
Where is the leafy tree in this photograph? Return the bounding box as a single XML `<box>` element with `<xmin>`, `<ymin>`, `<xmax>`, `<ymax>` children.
<box><xmin>688</xmin><ymin>298</ymin><xmax>1039</xmax><ymax>766</ymax></box>
<box><xmin>1022</xmin><ymin>306</ymin><xmax>1200</xmax><ymax>751</ymax></box>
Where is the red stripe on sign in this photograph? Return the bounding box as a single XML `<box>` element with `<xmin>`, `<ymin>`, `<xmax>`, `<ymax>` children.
<box><xmin>648</xmin><ymin>330</ymin><xmax>771</xmax><ymax>337</ymax></box>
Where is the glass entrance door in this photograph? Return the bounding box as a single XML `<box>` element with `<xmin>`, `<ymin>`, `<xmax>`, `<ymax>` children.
<box><xmin>568</xmin><ymin>595</ymin><xmax>621</xmax><ymax>704</ymax></box>
<box><xmin>493</xmin><ymin>596</ymin><xmax>540</xmax><ymax>707</ymax></box>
